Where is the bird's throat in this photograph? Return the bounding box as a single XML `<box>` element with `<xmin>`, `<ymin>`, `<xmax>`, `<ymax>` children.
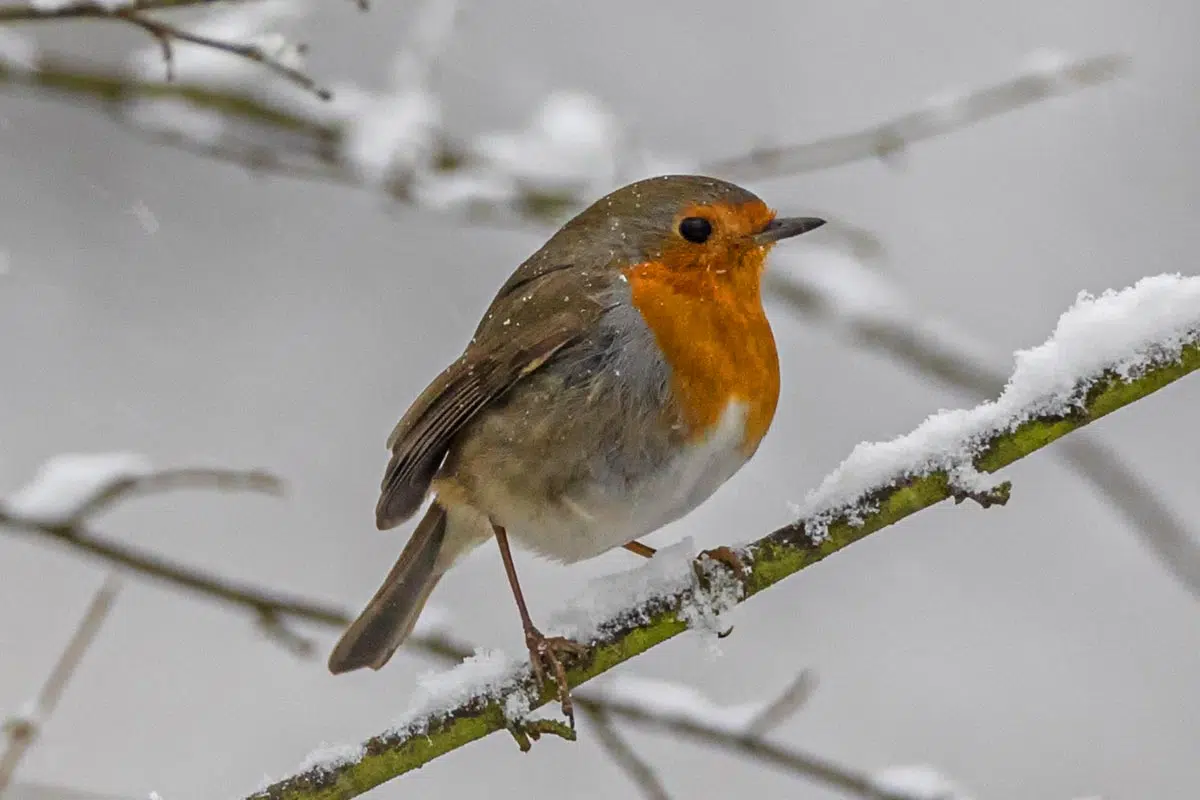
<box><xmin>623</xmin><ymin>256</ymin><xmax>780</xmax><ymax>454</ymax></box>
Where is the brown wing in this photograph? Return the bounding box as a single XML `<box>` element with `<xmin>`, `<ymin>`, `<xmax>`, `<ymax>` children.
<box><xmin>375</xmin><ymin>268</ymin><xmax>609</xmax><ymax>529</ymax></box>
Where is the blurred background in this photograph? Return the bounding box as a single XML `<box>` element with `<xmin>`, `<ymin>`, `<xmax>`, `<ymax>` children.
<box><xmin>1</xmin><ymin>1</ymin><xmax>1199</xmax><ymax>798</ymax></box>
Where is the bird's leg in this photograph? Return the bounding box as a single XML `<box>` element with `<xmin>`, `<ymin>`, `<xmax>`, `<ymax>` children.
<box><xmin>623</xmin><ymin>540</ymin><xmax>657</xmax><ymax>558</ymax></box>
<box><xmin>493</xmin><ymin>523</ymin><xmax>587</xmax><ymax>723</ymax></box>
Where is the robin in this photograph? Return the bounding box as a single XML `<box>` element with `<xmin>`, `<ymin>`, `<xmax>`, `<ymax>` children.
<box><xmin>328</xmin><ymin>174</ymin><xmax>824</xmax><ymax>717</ymax></box>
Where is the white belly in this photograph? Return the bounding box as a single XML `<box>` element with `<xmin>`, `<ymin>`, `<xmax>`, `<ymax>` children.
<box><xmin>505</xmin><ymin>401</ymin><xmax>751</xmax><ymax>563</ymax></box>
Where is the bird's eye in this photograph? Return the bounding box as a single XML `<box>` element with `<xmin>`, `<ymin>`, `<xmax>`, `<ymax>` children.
<box><xmin>678</xmin><ymin>216</ymin><xmax>713</xmax><ymax>244</ymax></box>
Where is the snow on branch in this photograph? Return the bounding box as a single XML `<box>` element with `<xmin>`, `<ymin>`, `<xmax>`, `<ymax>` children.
<box><xmin>768</xmin><ymin>252</ymin><xmax>1200</xmax><ymax>600</ymax></box>
<box><xmin>0</xmin><ymin>453</ymin><xmax>891</xmax><ymax>797</ymax></box>
<box><xmin>247</xmin><ymin>274</ymin><xmax>1200</xmax><ymax>800</ymax></box>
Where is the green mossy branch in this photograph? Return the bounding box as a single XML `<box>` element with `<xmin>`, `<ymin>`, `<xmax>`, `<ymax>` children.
<box><xmin>249</xmin><ymin>341</ymin><xmax>1200</xmax><ymax>800</ymax></box>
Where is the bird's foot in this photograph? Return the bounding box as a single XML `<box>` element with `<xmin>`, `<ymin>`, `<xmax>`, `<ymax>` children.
<box><xmin>524</xmin><ymin>626</ymin><xmax>587</xmax><ymax>724</ymax></box>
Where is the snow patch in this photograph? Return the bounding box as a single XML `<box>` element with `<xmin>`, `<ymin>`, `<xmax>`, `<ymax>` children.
<box><xmin>0</xmin><ymin>29</ymin><xmax>38</xmax><ymax>73</ymax></box>
<box><xmin>871</xmin><ymin>764</ymin><xmax>973</xmax><ymax>800</ymax></box>
<box><xmin>298</xmin><ymin>742</ymin><xmax>366</xmax><ymax>775</ymax></box>
<box><xmin>3</xmin><ymin>453</ymin><xmax>153</xmax><ymax>524</ymax></box>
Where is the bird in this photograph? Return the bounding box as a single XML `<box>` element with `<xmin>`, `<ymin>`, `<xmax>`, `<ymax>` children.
<box><xmin>328</xmin><ymin>174</ymin><xmax>824</xmax><ymax>717</ymax></box>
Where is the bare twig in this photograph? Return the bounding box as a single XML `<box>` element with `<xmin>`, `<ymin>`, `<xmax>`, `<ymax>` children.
<box><xmin>0</xmin><ymin>464</ymin><xmax>339</xmax><ymax>653</ymax></box>
<box><xmin>743</xmin><ymin>670</ymin><xmax>817</xmax><ymax>739</ymax></box>
<box><xmin>0</xmin><ymin>1</ymin><xmax>238</xmax><ymax>22</ymax></box>
<box><xmin>115</xmin><ymin>10</ymin><xmax>331</xmax><ymax>99</ymax></box>
<box><xmin>579</xmin><ymin>693</ymin><xmax>887</xmax><ymax>800</ymax></box>
<box><xmin>706</xmin><ymin>53</ymin><xmax>1130</xmax><ymax>181</ymax></box>
<box><xmin>70</xmin><ymin>466</ymin><xmax>282</xmax><ymax>522</ymax></box>
<box><xmin>583</xmin><ymin>707</ymin><xmax>672</xmax><ymax>800</ymax></box>
<box><xmin>0</xmin><ymin>510</ymin><xmax>347</xmax><ymax>650</ymax></box>
<box><xmin>0</xmin><ymin>577</ymin><xmax>121</xmax><ymax>794</ymax></box>
<box><xmin>1</xmin><ymin>1</ymin><xmax>334</xmax><ymax>99</ymax></box>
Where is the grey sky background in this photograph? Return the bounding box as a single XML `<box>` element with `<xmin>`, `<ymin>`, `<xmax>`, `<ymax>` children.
<box><xmin>2</xmin><ymin>1</ymin><xmax>1199</xmax><ymax>798</ymax></box>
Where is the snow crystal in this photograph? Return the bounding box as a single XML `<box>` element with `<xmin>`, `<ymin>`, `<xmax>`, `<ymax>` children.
<box><xmin>0</xmin><ymin>29</ymin><xmax>38</xmax><ymax>74</ymax></box>
<box><xmin>591</xmin><ymin>675</ymin><xmax>764</xmax><ymax>736</ymax></box>
<box><xmin>298</xmin><ymin>741</ymin><xmax>367</xmax><ymax>775</ymax></box>
<box><xmin>502</xmin><ymin>688</ymin><xmax>531</xmax><ymax>723</ymax></box>
<box><xmin>2</xmin><ymin>452</ymin><xmax>153</xmax><ymax>524</ymax></box>
<box><xmin>871</xmin><ymin>764</ymin><xmax>973</xmax><ymax>800</ymax></box>
<box><xmin>678</xmin><ymin>551</ymin><xmax>744</xmax><ymax>646</ymax></box>
<box><xmin>127</xmin><ymin>201</ymin><xmax>159</xmax><ymax>234</ymax></box>
<box><xmin>797</xmin><ymin>274</ymin><xmax>1200</xmax><ymax>536</ymax></box>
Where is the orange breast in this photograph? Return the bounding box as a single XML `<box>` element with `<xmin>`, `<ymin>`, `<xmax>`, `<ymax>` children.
<box><xmin>624</xmin><ymin>253</ymin><xmax>780</xmax><ymax>455</ymax></box>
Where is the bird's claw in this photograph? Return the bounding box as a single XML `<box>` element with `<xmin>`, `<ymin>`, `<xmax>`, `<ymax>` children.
<box><xmin>693</xmin><ymin>546</ymin><xmax>749</xmax><ymax>638</ymax></box>
<box><xmin>524</xmin><ymin>626</ymin><xmax>587</xmax><ymax>724</ymax></box>
<box><xmin>694</xmin><ymin>545</ymin><xmax>749</xmax><ymax>583</ymax></box>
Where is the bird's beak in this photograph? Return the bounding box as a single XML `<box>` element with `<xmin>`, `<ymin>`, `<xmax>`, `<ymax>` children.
<box><xmin>753</xmin><ymin>216</ymin><xmax>826</xmax><ymax>245</ymax></box>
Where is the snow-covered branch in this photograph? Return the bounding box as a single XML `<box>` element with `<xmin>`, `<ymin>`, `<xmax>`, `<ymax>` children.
<box><xmin>0</xmin><ymin>452</ymin><xmax>902</xmax><ymax>795</ymax></box>
<box><xmin>247</xmin><ymin>275</ymin><xmax>1200</xmax><ymax>800</ymax></box>
<box><xmin>767</xmin><ymin>251</ymin><xmax>1200</xmax><ymax>601</ymax></box>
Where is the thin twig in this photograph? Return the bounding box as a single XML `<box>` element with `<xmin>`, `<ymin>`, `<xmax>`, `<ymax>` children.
<box><xmin>706</xmin><ymin>53</ymin><xmax>1130</xmax><ymax>181</ymax></box>
<box><xmin>70</xmin><ymin>466</ymin><xmax>282</xmax><ymax>522</ymax></box>
<box><xmin>0</xmin><ymin>577</ymin><xmax>122</xmax><ymax>793</ymax></box>
<box><xmin>0</xmin><ymin>510</ymin><xmax>348</xmax><ymax>648</ymax></box>
<box><xmin>0</xmin><ymin>1</ymin><xmax>334</xmax><ymax>99</ymax></box>
<box><xmin>743</xmin><ymin>670</ymin><xmax>817</xmax><ymax>739</ymax></box>
<box><xmin>0</xmin><ymin>1</ymin><xmax>237</xmax><ymax>22</ymax></box>
<box><xmin>582</xmin><ymin>707</ymin><xmax>672</xmax><ymax>800</ymax></box>
<box><xmin>0</xmin><ymin>52</ymin><xmax>1128</xmax><ymax>225</ymax></box>
<box><xmin>580</xmin><ymin>694</ymin><xmax>886</xmax><ymax>800</ymax></box>
<box><xmin>114</xmin><ymin>10</ymin><xmax>332</xmax><ymax>99</ymax></box>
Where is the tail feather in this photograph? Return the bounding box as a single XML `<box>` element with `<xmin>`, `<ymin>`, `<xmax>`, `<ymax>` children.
<box><xmin>328</xmin><ymin>502</ymin><xmax>448</xmax><ymax>674</ymax></box>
